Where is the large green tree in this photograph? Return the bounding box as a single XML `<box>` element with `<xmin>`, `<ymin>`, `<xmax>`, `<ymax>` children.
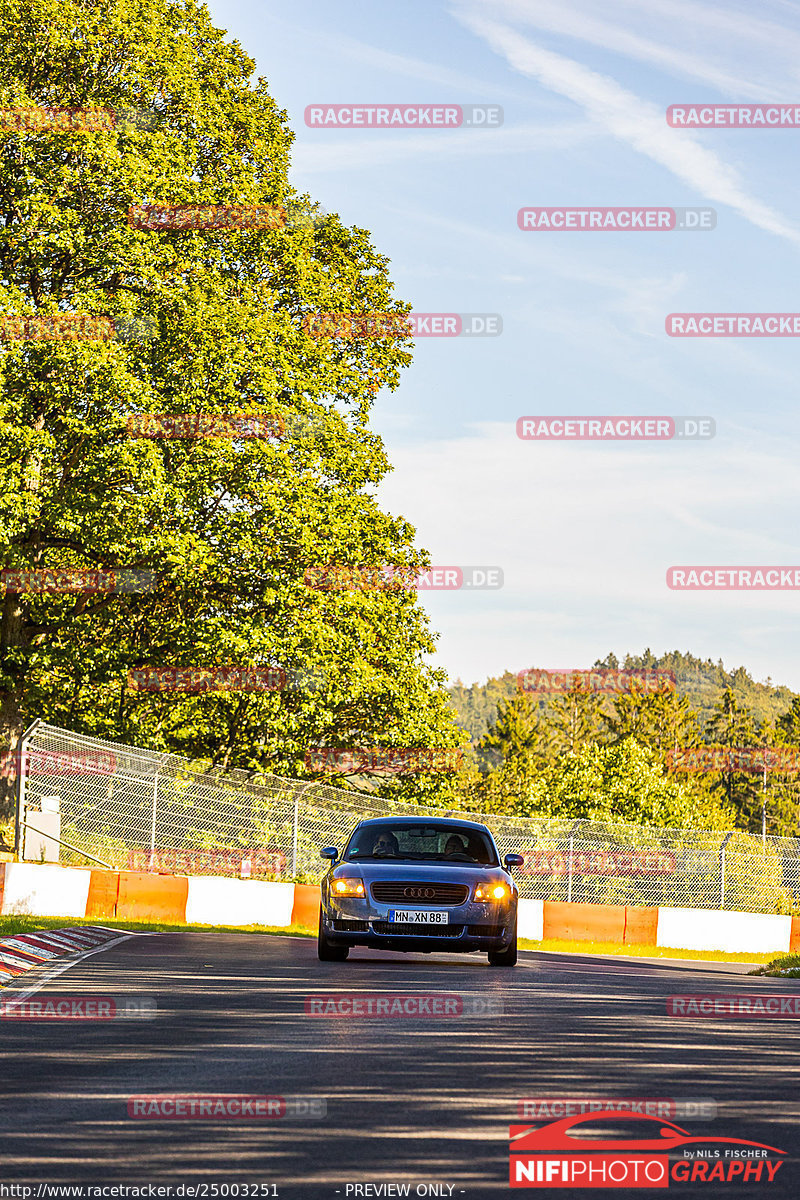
<box><xmin>704</xmin><ymin>688</ymin><xmax>763</xmax><ymax>828</ymax></box>
<box><xmin>473</xmin><ymin>690</ymin><xmax>543</xmax><ymax>814</ymax></box>
<box><xmin>545</xmin><ymin>679</ymin><xmax>607</xmax><ymax>757</ymax></box>
<box><xmin>523</xmin><ymin>738</ymin><xmax>733</xmax><ymax>829</ymax></box>
<box><xmin>0</xmin><ymin>0</ymin><xmax>461</xmax><ymax>822</ymax></box>
<box><xmin>605</xmin><ymin>682</ymin><xmax>700</xmax><ymax>756</ymax></box>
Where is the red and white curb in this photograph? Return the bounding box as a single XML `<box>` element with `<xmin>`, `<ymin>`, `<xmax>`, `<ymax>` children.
<box><xmin>0</xmin><ymin>926</ymin><xmax>125</xmax><ymax>985</ymax></box>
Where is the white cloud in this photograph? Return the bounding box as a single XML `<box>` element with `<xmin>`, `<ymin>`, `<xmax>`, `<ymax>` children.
<box><xmin>290</xmin><ymin>119</ymin><xmax>591</xmax><ymax>175</ymax></box>
<box><xmin>457</xmin><ymin>0</ymin><xmax>800</xmax><ymax>98</ymax></box>
<box><xmin>259</xmin><ymin>10</ymin><xmax>535</xmax><ymax>101</ymax></box>
<box><xmin>381</xmin><ymin>421</ymin><xmax>800</xmax><ymax>588</ymax></box>
<box><xmin>450</xmin><ymin>9</ymin><xmax>800</xmax><ymax>246</ymax></box>
<box><xmin>378</xmin><ymin>422</ymin><xmax>800</xmax><ymax>685</ymax></box>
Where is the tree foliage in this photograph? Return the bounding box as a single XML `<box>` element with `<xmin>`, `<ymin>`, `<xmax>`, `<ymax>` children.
<box><xmin>0</xmin><ymin>0</ymin><xmax>462</xmax><ymax>820</ymax></box>
<box><xmin>451</xmin><ymin>664</ymin><xmax>798</xmax><ymax>834</ymax></box>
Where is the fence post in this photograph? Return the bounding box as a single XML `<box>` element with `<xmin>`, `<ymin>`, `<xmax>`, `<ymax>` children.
<box><xmin>14</xmin><ymin>718</ymin><xmax>40</xmax><ymax>860</ymax></box>
<box><xmin>567</xmin><ymin>835</ymin><xmax>574</xmax><ymax>903</ymax></box>
<box><xmin>292</xmin><ymin>780</ymin><xmax>321</xmax><ymax>878</ymax></box>
<box><xmin>566</xmin><ymin>818</ymin><xmax>582</xmax><ymax>903</ymax></box>
<box><xmin>291</xmin><ymin>792</ymin><xmax>299</xmax><ymax>878</ymax></box>
<box><xmin>148</xmin><ymin>771</ymin><xmax>160</xmax><ymax>868</ymax></box>
<box><xmin>720</xmin><ymin>831</ymin><xmax>733</xmax><ymax>909</ymax></box>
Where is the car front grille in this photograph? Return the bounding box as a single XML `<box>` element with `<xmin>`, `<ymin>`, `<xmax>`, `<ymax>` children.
<box><xmin>332</xmin><ymin>919</ymin><xmax>370</xmax><ymax>932</ymax></box>
<box><xmin>372</xmin><ymin>922</ymin><xmax>462</xmax><ymax>937</ymax></box>
<box><xmin>467</xmin><ymin>924</ymin><xmax>504</xmax><ymax>937</ymax></box>
<box><xmin>370</xmin><ymin>881</ymin><xmax>469</xmax><ymax>905</ymax></box>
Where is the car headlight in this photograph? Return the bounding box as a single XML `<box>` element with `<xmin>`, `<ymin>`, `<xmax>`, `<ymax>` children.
<box><xmin>474</xmin><ymin>881</ymin><xmax>509</xmax><ymax>901</ymax></box>
<box><xmin>331</xmin><ymin>877</ymin><xmax>366</xmax><ymax>897</ymax></box>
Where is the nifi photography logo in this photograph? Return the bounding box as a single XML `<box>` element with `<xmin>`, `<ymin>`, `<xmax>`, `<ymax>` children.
<box><xmin>509</xmin><ymin>1109</ymin><xmax>785</xmax><ymax>1188</ymax></box>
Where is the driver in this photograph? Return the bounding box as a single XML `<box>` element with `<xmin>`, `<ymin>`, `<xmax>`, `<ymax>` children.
<box><xmin>372</xmin><ymin>831</ymin><xmax>399</xmax><ymax>855</ymax></box>
<box><xmin>444</xmin><ymin>835</ymin><xmax>466</xmax><ymax>856</ymax></box>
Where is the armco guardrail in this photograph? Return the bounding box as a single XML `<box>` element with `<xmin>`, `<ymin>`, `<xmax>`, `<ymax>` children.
<box><xmin>10</xmin><ymin>722</ymin><xmax>800</xmax><ymax>913</ymax></box>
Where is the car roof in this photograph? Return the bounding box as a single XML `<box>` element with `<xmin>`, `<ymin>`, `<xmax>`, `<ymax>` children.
<box><xmin>352</xmin><ymin>815</ymin><xmax>493</xmax><ymax>834</ymax></box>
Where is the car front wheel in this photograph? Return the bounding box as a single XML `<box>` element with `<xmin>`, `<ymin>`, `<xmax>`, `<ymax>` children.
<box><xmin>317</xmin><ymin>910</ymin><xmax>350</xmax><ymax>961</ymax></box>
<box><xmin>488</xmin><ymin>919</ymin><xmax>517</xmax><ymax>966</ymax></box>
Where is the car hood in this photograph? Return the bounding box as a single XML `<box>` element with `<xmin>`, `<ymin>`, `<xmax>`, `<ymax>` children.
<box><xmin>333</xmin><ymin>860</ymin><xmax>509</xmax><ymax>885</ymax></box>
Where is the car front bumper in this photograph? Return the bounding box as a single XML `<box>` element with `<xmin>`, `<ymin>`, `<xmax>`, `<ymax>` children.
<box><xmin>321</xmin><ymin>895</ymin><xmax>516</xmax><ymax>952</ymax></box>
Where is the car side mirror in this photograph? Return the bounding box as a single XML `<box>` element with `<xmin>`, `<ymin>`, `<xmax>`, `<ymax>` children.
<box><xmin>504</xmin><ymin>853</ymin><xmax>524</xmax><ymax>869</ymax></box>
<box><xmin>320</xmin><ymin>846</ymin><xmax>339</xmax><ymax>861</ymax></box>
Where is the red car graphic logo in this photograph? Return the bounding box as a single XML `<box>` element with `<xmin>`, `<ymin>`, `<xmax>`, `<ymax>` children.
<box><xmin>510</xmin><ymin>1111</ymin><xmax>786</xmax><ymax>1155</ymax></box>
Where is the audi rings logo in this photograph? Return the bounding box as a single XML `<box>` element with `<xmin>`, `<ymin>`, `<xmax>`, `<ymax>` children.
<box><xmin>404</xmin><ymin>887</ymin><xmax>435</xmax><ymax>899</ymax></box>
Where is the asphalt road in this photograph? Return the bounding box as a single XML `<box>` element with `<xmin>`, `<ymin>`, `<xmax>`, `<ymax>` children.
<box><xmin>1</xmin><ymin>932</ymin><xmax>799</xmax><ymax>1198</ymax></box>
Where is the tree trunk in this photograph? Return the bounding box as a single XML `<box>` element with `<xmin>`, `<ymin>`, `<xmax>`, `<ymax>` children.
<box><xmin>0</xmin><ymin>590</ymin><xmax>29</xmax><ymax>832</ymax></box>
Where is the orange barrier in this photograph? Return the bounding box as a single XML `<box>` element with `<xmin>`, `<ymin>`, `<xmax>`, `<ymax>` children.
<box><xmin>2</xmin><ymin>860</ymin><xmax>792</xmax><ymax>956</ymax></box>
<box><xmin>115</xmin><ymin>870</ymin><xmax>189</xmax><ymax>922</ymax></box>
<box><xmin>290</xmin><ymin>883</ymin><xmax>319</xmax><ymax>930</ymax></box>
<box><xmin>543</xmin><ymin>900</ymin><xmax>627</xmax><ymax>942</ymax></box>
<box><xmin>85</xmin><ymin>869</ymin><xmax>120</xmax><ymax>919</ymax></box>
<box><xmin>790</xmin><ymin>916</ymin><xmax>800</xmax><ymax>953</ymax></box>
<box><xmin>622</xmin><ymin>905</ymin><xmax>659</xmax><ymax>945</ymax></box>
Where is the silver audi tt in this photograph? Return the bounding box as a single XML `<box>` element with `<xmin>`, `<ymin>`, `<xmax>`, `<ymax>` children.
<box><xmin>317</xmin><ymin>816</ymin><xmax>523</xmax><ymax>966</ymax></box>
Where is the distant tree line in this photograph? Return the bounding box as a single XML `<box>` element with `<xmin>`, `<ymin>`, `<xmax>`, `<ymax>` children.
<box><xmin>441</xmin><ymin>651</ymin><xmax>800</xmax><ymax>836</ymax></box>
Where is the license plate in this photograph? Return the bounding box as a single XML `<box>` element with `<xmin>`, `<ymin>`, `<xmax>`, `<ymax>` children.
<box><xmin>388</xmin><ymin>909</ymin><xmax>450</xmax><ymax>924</ymax></box>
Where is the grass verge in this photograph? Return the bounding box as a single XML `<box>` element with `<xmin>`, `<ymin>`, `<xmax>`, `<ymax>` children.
<box><xmin>748</xmin><ymin>953</ymin><xmax>800</xmax><ymax>977</ymax></box>
<box><xmin>0</xmin><ymin>918</ymin><xmax>774</xmax><ymax>964</ymax></box>
<box><xmin>0</xmin><ymin>914</ymin><xmax>315</xmax><ymax>938</ymax></box>
<box><xmin>519</xmin><ymin>937</ymin><xmax>775</xmax><ymax>964</ymax></box>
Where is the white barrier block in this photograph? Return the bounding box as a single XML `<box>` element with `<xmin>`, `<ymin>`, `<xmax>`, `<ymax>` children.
<box><xmin>1</xmin><ymin>863</ymin><xmax>91</xmax><ymax>918</ymax></box>
<box><xmin>517</xmin><ymin>898</ymin><xmax>544</xmax><ymax>942</ymax></box>
<box><xmin>656</xmin><ymin>907</ymin><xmax>791</xmax><ymax>954</ymax></box>
<box><xmin>185</xmin><ymin>877</ymin><xmax>295</xmax><ymax>928</ymax></box>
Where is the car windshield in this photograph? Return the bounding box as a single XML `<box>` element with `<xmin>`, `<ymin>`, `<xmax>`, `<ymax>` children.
<box><xmin>345</xmin><ymin>823</ymin><xmax>498</xmax><ymax>866</ymax></box>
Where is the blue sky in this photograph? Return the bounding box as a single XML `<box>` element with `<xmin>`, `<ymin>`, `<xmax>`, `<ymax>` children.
<box><xmin>208</xmin><ymin>0</ymin><xmax>800</xmax><ymax>691</ymax></box>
